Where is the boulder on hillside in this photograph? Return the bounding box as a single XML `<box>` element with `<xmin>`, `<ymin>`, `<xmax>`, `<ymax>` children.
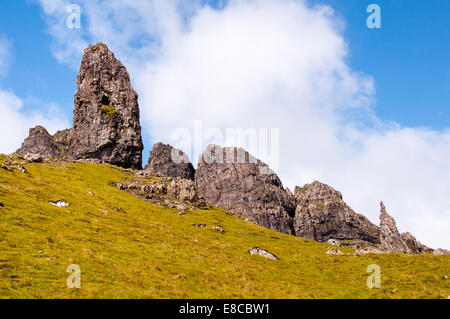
<box><xmin>293</xmin><ymin>181</ymin><xmax>380</xmax><ymax>243</ymax></box>
<box><xmin>144</xmin><ymin>142</ymin><xmax>195</xmax><ymax>180</ymax></box>
<box><xmin>379</xmin><ymin>202</ymin><xmax>411</xmax><ymax>253</ymax></box>
<box><xmin>195</xmin><ymin>144</ymin><xmax>295</xmax><ymax>235</ymax></box>
<box><xmin>67</xmin><ymin>42</ymin><xmax>143</xmax><ymax>169</ymax></box>
<box><xmin>14</xmin><ymin>126</ymin><xmax>70</xmax><ymax>159</ymax></box>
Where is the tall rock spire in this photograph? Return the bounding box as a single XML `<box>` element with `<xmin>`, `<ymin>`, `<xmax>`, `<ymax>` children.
<box><xmin>68</xmin><ymin>42</ymin><xmax>143</xmax><ymax>169</ymax></box>
<box><xmin>379</xmin><ymin>201</ymin><xmax>411</xmax><ymax>253</ymax></box>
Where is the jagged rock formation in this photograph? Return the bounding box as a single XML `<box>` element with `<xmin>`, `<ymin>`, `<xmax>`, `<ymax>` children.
<box><xmin>293</xmin><ymin>181</ymin><xmax>380</xmax><ymax>243</ymax></box>
<box><xmin>144</xmin><ymin>142</ymin><xmax>195</xmax><ymax>180</ymax></box>
<box><xmin>9</xmin><ymin>43</ymin><xmax>442</xmax><ymax>254</ymax></box>
<box><xmin>401</xmin><ymin>232</ymin><xmax>432</xmax><ymax>254</ymax></box>
<box><xmin>14</xmin><ymin>126</ymin><xmax>70</xmax><ymax>158</ymax></box>
<box><xmin>195</xmin><ymin>144</ymin><xmax>295</xmax><ymax>235</ymax></box>
<box><xmin>379</xmin><ymin>202</ymin><xmax>411</xmax><ymax>253</ymax></box>
<box><xmin>67</xmin><ymin>42</ymin><xmax>143</xmax><ymax>169</ymax></box>
<box><xmin>14</xmin><ymin>43</ymin><xmax>143</xmax><ymax>169</ymax></box>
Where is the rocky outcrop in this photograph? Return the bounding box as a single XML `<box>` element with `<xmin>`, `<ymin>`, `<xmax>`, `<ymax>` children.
<box><xmin>379</xmin><ymin>202</ymin><xmax>411</xmax><ymax>253</ymax></box>
<box><xmin>144</xmin><ymin>142</ymin><xmax>195</xmax><ymax>180</ymax></box>
<box><xmin>67</xmin><ymin>42</ymin><xmax>143</xmax><ymax>169</ymax></box>
<box><xmin>14</xmin><ymin>126</ymin><xmax>70</xmax><ymax>158</ymax></box>
<box><xmin>14</xmin><ymin>43</ymin><xmax>143</xmax><ymax>170</ymax></box>
<box><xmin>401</xmin><ymin>232</ymin><xmax>432</xmax><ymax>254</ymax></box>
<box><xmin>195</xmin><ymin>144</ymin><xmax>295</xmax><ymax>235</ymax></box>
<box><xmin>432</xmin><ymin>248</ymin><xmax>450</xmax><ymax>256</ymax></box>
<box><xmin>293</xmin><ymin>181</ymin><xmax>380</xmax><ymax>243</ymax></box>
<box><xmin>52</xmin><ymin>129</ymin><xmax>71</xmax><ymax>151</ymax></box>
<box><xmin>113</xmin><ymin>174</ymin><xmax>207</xmax><ymax>213</ymax></box>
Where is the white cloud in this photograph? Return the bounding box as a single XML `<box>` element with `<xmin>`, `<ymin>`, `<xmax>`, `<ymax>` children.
<box><xmin>0</xmin><ymin>91</ymin><xmax>71</xmax><ymax>154</ymax></box>
<box><xmin>37</xmin><ymin>0</ymin><xmax>449</xmax><ymax>249</ymax></box>
<box><xmin>0</xmin><ymin>36</ymin><xmax>70</xmax><ymax>154</ymax></box>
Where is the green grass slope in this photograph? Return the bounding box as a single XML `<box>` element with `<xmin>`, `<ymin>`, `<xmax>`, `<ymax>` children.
<box><xmin>0</xmin><ymin>155</ymin><xmax>448</xmax><ymax>299</ymax></box>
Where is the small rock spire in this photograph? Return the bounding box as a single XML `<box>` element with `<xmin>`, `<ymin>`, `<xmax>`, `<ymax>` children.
<box><xmin>379</xmin><ymin>201</ymin><xmax>411</xmax><ymax>253</ymax></box>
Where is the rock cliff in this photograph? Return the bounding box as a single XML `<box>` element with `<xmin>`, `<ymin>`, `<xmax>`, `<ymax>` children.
<box><xmin>293</xmin><ymin>181</ymin><xmax>380</xmax><ymax>243</ymax></box>
<box><xmin>144</xmin><ymin>142</ymin><xmax>195</xmax><ymax>180</ymax></box>
<box><xmin>195</xmin><ymin>144</ymin><xmax>295</xmax><ymax>235</ymax></box>
<box><xmin>67</xmin><ymin>43</ymin><xmax>143</xmax><ymax>169</ymax></box>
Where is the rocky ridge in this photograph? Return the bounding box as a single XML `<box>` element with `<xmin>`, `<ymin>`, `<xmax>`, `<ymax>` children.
<box><xmin>11</xmin><ymin>43</ymin><xmax>443</xmax><ymax>254</ymax></box>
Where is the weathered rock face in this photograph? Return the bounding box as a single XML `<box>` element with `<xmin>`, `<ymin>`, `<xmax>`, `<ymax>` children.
<box><xmin>293</xmin><ymin>181</ymin><xmax>380</xmax><ymax>243</ymax></box>
<box><xmin>14</xmin><ymin>126</ymin><xmax>70</xmax><ymax>158</ymax></box>
<box><xmin>68</xmin><ymin>42</ymin><xmax>143</xmax><ymax>169</ymax></box>
<box><xmin>401</xmin><ymin>232</ymin><xmax>432</xmax><ymax>254</ymax></box>
<box><xmin>166</xmin><ymin>178</ymin><xmax>199</xmax><ymax>202</ymax></box>
<box><xmin>52</xmin><ymin>129</ymin><xmax>72</xmax><ymax>151</ymax></box>
<box><xmin>379</xmin><ymin>202</ymin><xmax>411</xmax><ymax>253</ymax></box>
<box><xmin>195</xmin><ymin>144</ymin><xmax>295</xmax><ymax>235</ymax></box>
<box><xmin>144</xmin><ymin>142</ymin><xmax>195</xmax><ymax>180</ymax></box>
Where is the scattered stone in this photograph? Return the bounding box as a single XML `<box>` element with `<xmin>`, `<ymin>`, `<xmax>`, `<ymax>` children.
<box><xmin>326</xmin><ymin>249</ymin><xmax>344</xmax><ymax>255</ymax></box>
<box><xmin>67</xmin><ymin>42</ymin><xmax>143</xmax><ymax>169</ymax></box>
<box><xmin>433</xmin><ymin>248</ymin><xmax>450</xmax><ymax>256</ymax></box>
<box><xmin>99</xmin><ymin>209</ymin><xmax>109</xmax><ymax>215</ymax></box>
<box><xmin>167</xmin><ymin>178</ymin><xmax>198</xmax><ymax>202</ymax></box>
<box><xmin>16</xmin><ymin>165</ymin><xmax>28</xmax><ymax>174</ymax></box>
<box><xmin>379</xmin><ymin>202</ymin><xmax>411</xmax><ymax>253</ymax></box>
<box><xmin>293</xmin><ymin>181</ymin><xmax>380</xmax><ymax>243</ymax></box>
<box><xmin>211</xmin><ymin>226</ymin><xmax>225</xmax><ymax>233</ymax></box>
<box><xmin>326</xmin><ymin>239</ymin><xmax>342</xmax><ymax>247</ymax></box>
<box><xmin>249</xmin><ymin>248</ymin><xmax>279</xmax><ymax>260</ymax></box>
<box><xmin>195</xmin><ymin>144</ymin><xmax>295</xmax><ymax>235</ymax></box>
<box><xmin>87</xmin><ymin>190</ymin><xmax>94</xmax><ymax>196</ymax></box>
<box><xmin>176</xmin><ymin>204</ymin><xmax>190</xmax><ymax>214</ymax></box>
<box><xmin>353</xmin><ymin>247</ymin><xmax>383</xmax><ymax>256</ymax></box>
<box><xmin>193</xmin><ymin>224</ymin><xmax>207</xmax><ymax>228</ymax></box>
<box><xmin>340</xmin><ymin>239</ymin><xmax>378</xmax><ymax>250</ymax></box>
<box><xmin>113</xmin><ymin>207</ymin><xmax>126</xmax><ymax>214</ymax></box>
<box><xmin>24</xmin><ymin>153</ymin><xmax>43</xmax><ymax>163</ymax></box>
<box><xmin>135</xmin><ymin>171</ymin><xmax>149</xmax><ymax>177</ymax></box>
<box><xmin>144</xmin><ymin>142</ymin><xmax>195</xmax><ymax>180</ymax></box>
<box><xmin>113</xmin><ymin>183</ymin><xmax>127</xmax><ymax>190</ymax></box>
<box><xmin>50</xmin><ymin>200</ymin><xmax>69</xmax><ymax>208</ymax></box>
<box><xmin>1</xmin><ymin>165</ymin><xmax>13</xmax><ymax>172</ymax></box>
<box><xmin>443</xmin><ymin>275</ymin><xmax>448</xmax><ymax>280</ymax></box>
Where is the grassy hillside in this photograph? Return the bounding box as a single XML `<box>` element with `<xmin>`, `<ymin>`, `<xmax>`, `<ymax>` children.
<box><xmin>0</xmin><ymin>155</ymin><xmax>448</xmax><ymax>299</ymax></box>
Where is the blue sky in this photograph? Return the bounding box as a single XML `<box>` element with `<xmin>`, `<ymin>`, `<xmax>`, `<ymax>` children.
<box><xmin>1</xmin><ymin>0</ymin><xmax>449</xmax><ymax>134</ymax></box>
<box><xmin>0</xmin><ymin>0</ymin><xmax>449</xmax><ymax>248</ymax></box>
